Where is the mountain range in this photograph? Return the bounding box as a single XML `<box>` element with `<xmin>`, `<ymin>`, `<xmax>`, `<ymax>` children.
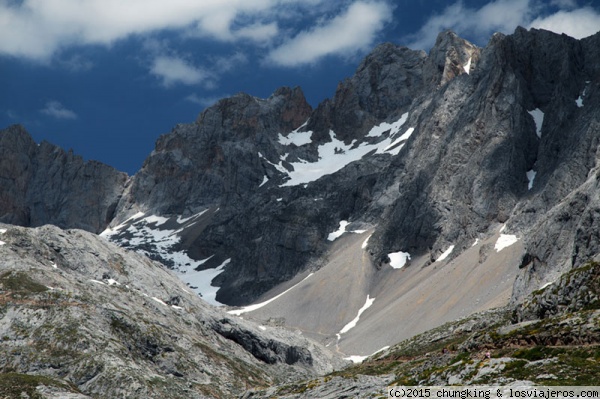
<box><xmin>1</xmin><ymin>26</ymin><xmax>600</xmax><ymax>397</ymax></box>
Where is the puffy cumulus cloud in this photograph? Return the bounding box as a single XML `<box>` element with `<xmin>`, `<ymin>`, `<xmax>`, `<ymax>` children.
<box><xmin>404</xmin><ymin>0</ymin><xmax>535</xmax><ymax>50</ymax></box>
<box><xmin>149</xmin><ymin>51</ymin><xmax>246</xmax><ymax>88</ymax></box>
<box><xmin>40</xmin><ymin>101</ymin><xmax>78</xmax><ymax>120</ymax></box>
<box><xmin>267</xmin><ymin>1</ymin><xmax>393</xmax><ymax>67</ymax></box>
<box><xmin>150</xmin><ymin>56</ymin><xmax>211</xmax><ymax>87</ymax></box>
<box><xmin>529</xmin><ymin>7</ymin><xmax>600</xmax><ymax>39</ymax></box>
<box><xmin>403</xmin><ymin>0</ymin><xmax>600</xmax><ymax>51</ymax></box>
<box><xmin>0</xmin><ymin>0</ymin><xmax>311</xmax><ymax>61</ymax></box>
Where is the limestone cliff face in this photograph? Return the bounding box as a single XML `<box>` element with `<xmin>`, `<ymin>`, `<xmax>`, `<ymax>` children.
<box><xmin>114</xmin><ymin>86</ymin><xmax>312</xmax><ymax>218</ymax></box>
<box><xmin>3</xmin><ymin>27</ymin><xmax>600</xmax><ymax>307</ymax></box>
<box><xmin>102</xmin><ymin>28</ymin><xmax>600</xmax><ymax>305</ymax></box>
<box><xmin>0</xmin><ymin>125</ymin><xmax>127</xmax><ymax>233</ymax></box>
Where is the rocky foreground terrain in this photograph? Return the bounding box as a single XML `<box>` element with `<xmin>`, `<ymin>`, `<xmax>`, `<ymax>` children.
<box><xmin>0</xmin><ymin>223</ymin><xmax>344</xmax><ymax>398</ymax></box>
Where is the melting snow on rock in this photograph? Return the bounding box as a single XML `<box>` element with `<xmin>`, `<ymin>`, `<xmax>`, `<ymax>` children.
<box><xmin>99</xmin><ymin>210</ymin><xmax>231</xmax><ymax>306</ymax></box>
<box><xmin>178</xmin><ymin>258</ymin><xmax>230</xmax><ymax>306</ymax></box>
<box><xmin>344</xmin><ymin>346</ymin><xmax>390</xmax><ymax>364</ymax></box>
<box><xmin>436</xmin><ymin>245</ymin><xmax>455</xmax><ymax>262</ymax></box>
<box><xmin>388</xmin><ymin>251</ymin><xmax>410</xmax><ymax>269</ymax></box>
<box><xmin>495</xmin><ymin>234</ymin><xmax>519</xmax><ymax>252</ymax></box>
<box><xmin>327</xmin><ymin>221</ymin><xmax>366</xmax><ymax>241</ymax></box>
<box><xmin>228</xmin><ymin>273</ymin><xmax>314</xmax><ymax>315</ymax></box>
<box><xmin>526</xmin><ymin>169</ymin><xmax>537</xmax><ymax>190</ymax></box>
<box><xmin>463</xmin><ymin>57</ymin><xmax>472</xmax><ymax>74</ymax></box>
<box><xmin>276</xmin><ymin>113</ymin><xmax>413</xmax><ymax>187</ymax></box>
<box><xmin>528</xmin><ymin>108</ymin><xmax>544</xmax><ymax>138</ymax></box>
<box><xmin>339</xmin><ymin>295</ymin><xmax>375</xmax><ymax>334</ymax></box>
<box><xmin>278</xmin><ymin>130</ymin><xmax>313</xmax><ymax>146</ymax></box>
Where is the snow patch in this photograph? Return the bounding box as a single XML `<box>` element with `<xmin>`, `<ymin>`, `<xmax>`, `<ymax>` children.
<box><xmin>388</xmin><ymin>251</ymin><xmax>410</xmax><ymax>269</ymax></box>
<box><xmin>539</xmin><ymin>281</ymin><xmax>554</xmax><ymax>291</ymax></box>
<box><xmin>143</xmin><ymin>215</ymin><xmax>169</xmax><ymax>226</ymax></box>
<box><xmin>178</xmin><ymin>258</ymin><xmax>230</xmax><ymax>306</ymax></box>
<box><xmin>339</xmin><ymin>295</ymin><xmax>375</xmax><ymax>334</ymax></box>
<box><xmin>366</xmin><ymin>112</ymin><xmax>408</xmax><ymax>137</ymax></box>
<box><xmin>258</xmin><ymin>325</ymin><xmax>267</xmax><ymax>331</ymax></box>
<box><xmin>278</xmin><ymin>130</ymin><xmax>313</xmax><ymax>146</ymax></box>
<box><xmin>171</xmin><ymin>305</ymin><xmax>183</xmax><ymax>310</ymax></box>
<box><xmin>362</xmin><ymin>234</ymin><xmax>372</xmax><ymax>249</ymax></box>
<box><xmin>328</xmin><ymin>221</ymin><xmax>349</xmax><ymax>241</ymax></box>
<box><xmin>176</xmin><ymin>209</ymin><xmax>208</xmax><ymax>224</ymax></box>
<box><xmin>495</xmin><ymin>234</ymin><xmax>518</xmax><ymax>252</ymax></box>
<box><xmin>228</xmin><ymin>273</ymin><xmax>314</xmax><ymax>315</ymax></box>
<box><xmin>344</xmin><ymin>355</ymin><xmax>368</xmax><ymax>363</ymax></box>
<box><xmin>576</xmin><ymin>85</ymin><xmax>588</xmax><ymax>107</ymax></box>
<box><xmin>0</xmin><ymin>229</ymin><xmax>6</xmax><ymax>234</ymax></box>
<box><xmin>463</xmin><ymin>57</ymin><xmax>472</xmax><ymax>74</ymax></box>
<box><xmin>100</xmin><ymin>211</ymin><xmax>145</xmax><ymax>237</ymax></box>
<box><xmin>107</xmin><ymin>278</ymin><xmax>120</xmax><ymax>286</ymax></box>
<box><xmin>280</xmin><ymin>118</ymin><xmax>415</xmax><ymax>186</ymax></box>
<box><xmin>327</xmin><ymin>221</ymin><xmax>367</xmax><ymax>241</ymax></box>
<box><xmin>50</xmin><ymin>262</ymin><xmax>57</xmax><ymax>269</ymax></box>
<box><xmin>526</xmin><ymin>169</ymin><xmax>537</xmax><ymax>190</ymax></box>
<box><xmin>436</xmin><ymin>245</ymin><xmax>455</xmax><ymax>262</ymax></box>
<box><xmin>89</xmin><ymin>279</ymin><xmax>106</xmax><ymax>286</ymax></box>
<box><xmin>0</xmin><ymin>241</ymin><xmax>5</xmax><ymax>246</ymax></box>
<box><xmin>152</xmin><ymin>297</ymin><xmax>168</xmax><ymax>306</ymax></box>
<box><xmin>472</xmin><ymin>239</ymin><xmax>479</xmax><ymax>247</ymax></box>
<box><xmin>276</xmin><ymin>198</ymin><xmax>283</xmax><ymax>202</ymax></box>
<box><xmin>528</xmin><ymin>109</ymin><xmax>544</xmax><ymax>138</ymax></box>
<box><xmin>344</xmin><ymin>345</ymin><xmax>391</xmax><ymax>363</ymax></box>
<box><xmin>259</xmin><ymin>175</ymin><xmax>269</xmax><ymax>187</ymax></box>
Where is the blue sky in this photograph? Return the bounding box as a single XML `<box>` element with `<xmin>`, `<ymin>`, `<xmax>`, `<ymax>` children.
<box><xmin>1</xmin><ymin>0</ymin><xmax>599</xmax><ymax>174</ymax></box>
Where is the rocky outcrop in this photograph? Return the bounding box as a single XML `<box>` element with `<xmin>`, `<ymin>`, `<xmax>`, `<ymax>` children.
<box><xmin>114</xmin><ymin>86</ymin><xmax>312</xmax><ymax>218</ymax></box>
<box><xmin>514</xmin><ymin>261</ymin><xmax>600</xmax><ymax>322</ymax></box>
<box><xmin>0</xmin><ymin>223</ymin><xmax>345</xmax><ymax>398</ymax></box>
<box><xmin>0</xmin><ymin>125</ymin><xmax>127</xmax><ymax>233</ymax></box>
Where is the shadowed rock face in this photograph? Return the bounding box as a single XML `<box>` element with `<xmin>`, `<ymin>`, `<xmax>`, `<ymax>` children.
<box><xmin>0</xmin><ymin>125</ymin><xmax>127</xmax><ymax>233</ymax></box>
<box><xmin>114</xmin><ymin>86</ymin><xmax>312</xmax><ymax>217</ymax></box>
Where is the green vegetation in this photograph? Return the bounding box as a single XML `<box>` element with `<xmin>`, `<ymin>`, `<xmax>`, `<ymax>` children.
<box><xmin>0</xmin><ymin>271</ymin><xmax>48</xmax><ymax>294</ymax></box>
<box><xmin>0</xmin><ymin>373</ymin><xmax>80</xmax><ymax>399</ymax></box>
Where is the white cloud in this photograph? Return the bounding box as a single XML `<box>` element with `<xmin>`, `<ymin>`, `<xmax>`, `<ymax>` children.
<box><xmin>0</xmin><ymin>0</ymin><xmax>320</xmax><ymax>61</ymax></box>
<box><xmin>404</xmin><ymin>0</ymin><xmax>599</xmax><ymax>50</ymax></box>
<box><xmin>529</xmin><ymin>7</ymin><xmax>600</xmax><ymax>39</ymax></box>
<box><xmin>40</xmin><ymin>101</ymin><xmax>77</xmax><ymax>119</ymax></box>
<box><xmin>234</xmin><ymin>22</ymin><xmax>279</xmax><ymax>42</ymax></box>
<box><xmin>405</xmin><ymin>0</ymin><xmax>535</xmax><ymax>50</ymax></box>
<box><xmin>267</xmin><ymin>1</ymin><xmax>393</xmax><ymax>67</ymax></box>
<box><xmin>150</xmin><ymin>56</ymin><xmax>211</xmax><ymax>87</ymax></box>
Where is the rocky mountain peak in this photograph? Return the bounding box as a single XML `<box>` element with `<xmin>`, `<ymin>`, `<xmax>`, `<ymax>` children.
<box><xmin>424</xmin><ymin>29</ymin><xmax>481</xmax><ymax>86</ymax></box>
<box><xmin>194</xmin><ymin>86</ymin><xmax>311</xmax><ymax>141</ymax></box>
<box><xmin>307</xmin><ymin>42</ymin><xmax>427</xmax><ymax>142</ymax></box>
<box><xmin>0</xmin><ymin>125</ymin><xmax>127</xmax><ymax>233</ymax></box>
